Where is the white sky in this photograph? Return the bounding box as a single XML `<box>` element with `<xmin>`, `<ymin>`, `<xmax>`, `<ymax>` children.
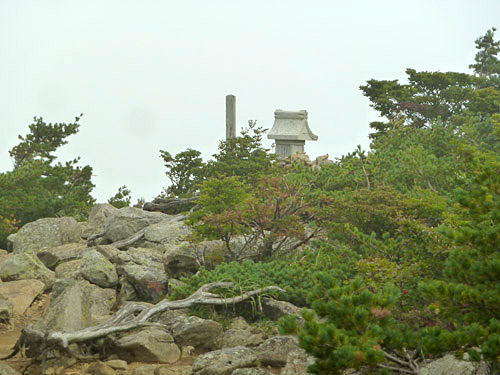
<box><xmin>1</xmin><ymin>1</ymin><xmax>499</xmax><ymax>203</ymax></box>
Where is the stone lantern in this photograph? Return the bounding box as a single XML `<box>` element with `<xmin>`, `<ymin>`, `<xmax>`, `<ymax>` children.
<box><xmin>267</xmin><ymin>110</ymin><xmax>318</xmax><ymax>158</ymax></box>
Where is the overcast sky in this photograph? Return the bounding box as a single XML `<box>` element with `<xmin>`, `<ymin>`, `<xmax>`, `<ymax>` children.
<box><xmin>2</xmin><ymin>1</ymin><xmax>499</xmax><ymax>203</ymax></box>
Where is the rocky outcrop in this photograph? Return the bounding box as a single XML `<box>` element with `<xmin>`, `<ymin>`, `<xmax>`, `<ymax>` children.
<box><xmin>419</xmin><ymin>354</ymin><xmax>490</xmax><ymax>375</ymax></box>
<box><xmin>0</xmin><ymin>279</ymin><xmax>44</xmax><ymax>315</ymax></box>
<box><xmin>221</xmin><ymin>319</ymin><xmax>265</xmax><ymax>349</ymax></box>
<box><xmin>259</xmin><ymin>298</ymin><xmax>303</xmax><ymax>322</ymax></box>
<box><xmin>34</xmin><ymin>279</ymin><xmax>115</xmax><ymax>332</ymax></box>
<box><xmin>232</xmin><ymin>369</ymin><xmax>272</xmax><ymax>375</ymax></box>
<box><xmin>80</xmin><ymin>249</ymin><xmax>119</xmax><ymax>288</ymax></box>
<box><xmin>54</xmin><ymin>259</ymin><xmax>82</xmax><ymax>280</ymax></box>
<box><xmin>192</xmin><ymin>346</ymin><xmax>258</xmax><ymax>375</ymax></box>
<box><xmin>113</xmin><ymin>327</ymin><xmax>181</xmax><ymax>363</ymax></box>
<box><xmin>254</xmin><ymin>336</ymin><xmax>299</xmax><ymax>367</ymax></box>
<box><xmin>142</xmin><ymin>220</ymin><xmax>191</xmax><ymax>248</ymax></box>
<box><xmin>8</xmin><ymin>217</ymin><xmax>82</xmax><ymax>255</ymax></box>
<box><xmin>37</xmin><ymin>242</ymin><xmax>87</xmax><ymax>270</ymax></box>
<box><xmin>155</xmin><ymin>310</ymin><xmax>223</xmax><ymax>350</ymax></box>
<box><xmin>0</xmin><ymin>252</ymin><xmax>55</xmax><ymax>290</ymax></box>
<box><xmin>103</xmin><ymin>207</ymin><xmax>168</xmax><ymax>243</ymax></box>
<box><xmin>82</xmin><ymin>204</ymin><xmax>119</xmax><ymax>240</ymax></box>
<box><xmin>280</xmin><ymin>348</ymin><xmax>315</xmax><ymax>375</ymax></box>
<box><xmin>163</xmin><ymin>242</ymin><xmax>200</xmax><ymax>278</ymax></box>
<box><xmin>113</xmin><ymin>247</ymin><xmax>168</xmax><ymax>302</ymax></box>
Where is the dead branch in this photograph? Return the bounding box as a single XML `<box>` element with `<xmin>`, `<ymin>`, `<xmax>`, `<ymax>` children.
<box><xmin>2</xmin><ymin>282</ymin><xmax>285</xmax><ymax>361</ymax></box>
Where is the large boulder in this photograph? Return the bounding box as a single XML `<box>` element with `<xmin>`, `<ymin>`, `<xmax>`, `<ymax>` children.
<box><xmin>259</xmin><ymin>298</ymin><xmax>303</xmax><ymax>322</ymax></box>
<box><xmin>142</xmin><ymin>220</ymin><xmax>191</xmax><ymax>248</ymax></box>
<box><xmin>80</xmin><ymin>249</ymin><xmax>119</xmax><ymax>288</ymax></box>
<box><xmin>0</xmin><ymin>253</ymin><xmax>55</xmax><ymax>290</ymax></box>
<box><xmin>103</xmin><ymin>207</ymin><xmax>168</xmax><ymax>243</ymax></box>
<box><xmin>0</xmin><ymin>279</ymin><xmax>44</xmax><ymax>315</ymax></box>
<box><xmin>54</xmin><ymin>259</ymin><xmax>83</xmax><ymax>280</ymax></box>
<box><xmin>254</xmin><ymin>336</ymin><xmax>299</xmax><ymax>367</ymax></box>
<box><xmin>192</xmin><ymin>346</ymin><xmax>258</xmax><ymax>375</ymax></box>
<box><xmin>280</xmin><ymin>348</ymin><xmax>315</xmax><ymax>375</ymax></box>
<box><xmin>155</xmin><ymin>310</ymin><xmax>223</xmax><ymax>350</ymax></box>
<box><xmin>113</xmin><ymin>327</ymin><xmax>181</xmax><ymax>363</ymax></box>
<box><xmin>34</xmin><ymin>278</ymin><xmax>116</xmax><ymax>332</ymax></box>
<box><xmin>232</xmin><ymin>369</ymin><xmax>272</xmax><ymax>375</ymax></box>
<box><xmin>163</xmin><ymin>242</ymin><xmax>200</xmax><ymax>278</ymax></box>
<box><xmin>9</xmin><ymin>217</ymin><xmax>82</xmax><ymax>255</ymax></box>
<box><xmin>82</xmin><ymin>204</ymin><xmax>119</xmax><ymax>239</ymax></box>
<box><xmin>420</xmin><ymin>354</ymin><xmax>490</xmax><ymax>375</ymax></box>
<box><xmin>0</xmin><ymin>364</ymin><xmax>20</xmax><ymax>375</ymax></box>
<box><xmin>37</xmin><ymin>242</ymin><xmax>87</xmax><ymax>270</ymax></box>
<box><xmin>113</xmin><ymin>247</ymin><xmax>168</xmax><ymax>302</ymax></box>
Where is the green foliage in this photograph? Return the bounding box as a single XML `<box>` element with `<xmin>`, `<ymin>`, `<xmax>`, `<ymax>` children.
<box><xmin>107</xmin><ymin>185</ymin><xmax>132</xmax><ymax>208</ymax></box>
<box><xmin>170</xmin><ymin>244</ymin><xmax>358</xmax><ymax>307</ymax></box>
<box><xmin>0</xmin><ymin>116</ymin><xmax>94</xmax><ymax>248</ymax></box>
<box><xmin>469</xmin><ymin>27</ymin><xmax>500</xmax><ymax>87</ymax></box>
<box><xmin>160</xmin><ymin>148</ymin><xmax>205</xmax><ymax>197</ymax></box>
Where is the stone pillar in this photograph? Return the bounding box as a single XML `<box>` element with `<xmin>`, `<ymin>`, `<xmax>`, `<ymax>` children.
<box><xmin>226</xmin><ymin>94</ymin><xmax>236</xmax><ymax>139</ymax></box>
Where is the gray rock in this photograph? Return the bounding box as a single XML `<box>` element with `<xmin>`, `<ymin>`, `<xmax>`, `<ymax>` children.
<box><xmin>255</xmin><ymin>336</ymin><xmax>299</xmax><ymax>367</ymax></box>
<box><xmin>83</xmin><ymin>204</ymin><xmax>119</xmax><ymax>239</ymax></box>
<box><xmin>143</xmin><ymin>220</ymin><xmax>191</xmax><ymax>246</ymax></box>
<box><xmin>0</xmin><ymin>298</ymin><xmax>13</xmax><ymax>322</ymax></box>
<box><xmin>133</xmin><ymin>365</ymin><xmax>192</xmax><ymax>375</ymax></box>
<box><xmin>94</xmin><ymin>245</ymin><xmax>122</xmax><ymax>261</ymax></box>
<box><xmin>222</xmin><ymin>328</ymin><xmax>265</xmax><ymax>348</ymax></box>
<box><xmin>232</xmin><ymin>369</ymin><xmax>271</xmax><ymax>375</ymax></box>
<box><xmin>0</xmin><ymin>364</ymin><xmax>20</xmax><ymax>375</ymax></box>
<box><xmin>55</xmin><ymin>259</ymin><xmax>83</xmax><ymax>280</ymax></box>
<box><xmin>192</xmin><ymin>346</ymin><xmax>258</xmax><ymax>375</ymax></box>
<box><xmin>113</xmin><ymin>327</ymin><xmax>181</xmax><ymax>363</ymax></box>
<box><xmin>156</xmin><ymin>310</ymin><xmax>222</xmax><ymax>350</ymax></box>
<box><xmin>104</xmin><ymin>207</ymin><xmax>168</xmax><ymax>243</ymax></box>
<box><xmin>34</xmin><ymin>279</ymin><xmax>115</xmax><ymax>332</ymax></box>
<box><xmin>0</xmin><ymin>279</ymin><xmax>44</xmax><ymax>315</ymax></box>
<box><xmin>37</xmin><ymin>242</ymin><xmax>87</xmax><ymax>270</ymax></box>
<box><xmin>80</xmin><ymin>249</ymin><xmax>119</xmax><ymax>288</ymax></box>
<box><xmin>280</xmin><ymin>348</ymin><xmax>315</xmax><ymax>375</ymax></box>
<box><xmin>85</xmin><ymin>362</ymin><xmax>117</xmax><ymax>375</ymax></box>
<box><xmin>0</xmin><ymin>252</ymin><xmax>55</xmax><ymax>290</ymax></box>
<box><xmin>114</xmin><ymin>247</ymin><xmax>168</xmax><ymax>302</ymax></box>
<box><xmin>10</xmin><ymin>217</ymin><xmax>82</xmax><ymax>255</ymax></box>
<box><xmin>420</xmin><ymin>354</ymin><xmax>490</xmax><ymax>375</ymax></box>
<box><xmin>104</xmin><ymin>359</ymin><xmax>128</xmax><ymax>371</ymax></box>
<box><xmin>163</xmin><ymin>242</ymin><xmax>200</xmax><ymax>278</ymax></box>
<box><xmin>260</xmin><ymin>298</ymin><xmax>303</xmax><ymax>322</ymax></box>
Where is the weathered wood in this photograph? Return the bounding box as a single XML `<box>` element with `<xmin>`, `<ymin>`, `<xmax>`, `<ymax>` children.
<box><xmin>1</xmin><ymin>282</ymin><xmax>285</xmax><ymax>362</ymax></box>
<box><xmin>143</xmin><ymin>196</ymin><xmax>198</xmax><ymax>215</ymax></box>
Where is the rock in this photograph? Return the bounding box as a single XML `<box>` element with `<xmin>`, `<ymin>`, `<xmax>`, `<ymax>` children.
<box><xmin>163</xmin><ymin>243</ymin><xmax>200</xmax><ymax>278</ymax></box>
<box><xmin>156</xmin><ymin>310</ymin><xmax>223</xmax><ymax>350</ymax></box>
<box><xmin>260</xmin><ymin>298</ymin><xmax>303</xmax><ymax>322</ymax></box>
<box><xmin>95</xmin><ymin>245</ymin><xmax>122</xmax><ymax>261</ymax></box>
<box><xmin>222</xmin><ymin>328</ymin><xmax>265</xmax><ymax>348</ymax></box>
<box><xmin>0</xmin><ymin>253</ymin><xmax>55</xmax><ymax>290</ymax></box>
<box><xmin>55</xmin><ymin>259</ymin><xmax>82</xmax><ymax>280</ymax></box>
<box><xmin>104</xmin><ymin>207</ymin><xmax>168</xmax><ymax>243</ymax></box>
<box><xmin>114</xmin><ymin>247</ymin><xmax>168</xmax><ymax>302</ymax></box>
<box><xmin>0</xmin><ymin>298</ymin><xmax>13</xmax><ymax>322</ymax></box>
<box><xmin>192</xmin><ymin>346</ymin><xmax>258</xmax><ymax>375</ymax></box>
<box><xmin>133</xmin><ymin>365</ymin><xmax>192</xmax><ymax>375</ymax></box>
<box><xmin>255</xmin><ymin>336</ymin><xmax>299</xmax><ymax>367</ymax></box>
<box><xmin>37</xmin><ymin>243</ymin><xmax>87</xmax><ymax>270</ymax></box>
<box><xmin>0</xmin><ymin>279</ymin><xmax>44</xmax><ymax>315</ymax></box>
<box><xmin>80</xmin><ymin>249</ymin><xmax>119</xmax><ymax>288</ymax></box>
<box><xmin>0</xmin><ymin>364</ymin><xmax>20</xmax><ymax>375</ymax></box>
<box><xmin>280</xmin><ymin>348</ymin><xmax>315</xmax><ymax>375</ymax></box>
<box><xmin>143</xmin><ymin>220</ymin><xmax>191</xmax><ymax>247</ymax></box>
<box><xmin>34</xmin><ymin>279</ymin><xmax>115</xmax><ymax>332</ymax></box>
<box><xmin>104</xmin><ymin>360</ymin><xmax>128</xmax><ymax>371</ymax></box>
<box><xmin>85</xmin><ymin>362</ymin><xmax>116</xmax><ymax>375</ymax></box>
<box><xmin>229</xmin><ymin>317</ymin><xmax>251</xmax><ymax>330</ymax></box>
<box><xmin>181</xmin><ymin>345</ymin><xmax>195</xmax><ymax>358</ymax></box>
<box><xmin>83</xmin><ymin>204</ymin><xmax>119</xmax><ymax>239</ymax></box>
<box><xmin>232</xmin><ymin>369</ymin><xmax>272</xmax><ymax>375</ymax></box>
<box><xmin>10</xmin><ymin>217</ymin><xmax>82</xmax><ymax>255</ymax></box>
<box><xmin>0</xmin><ymin>250</ymin><xmax>11</xmax><ymax>269</ymax></box>
<box><xmin>420</xmin><ymin>353</ymin><xmax>490</xmax><ymax>375</ymax></box>
<box><xmin>113</xmin><ymin>327</ymin><xmax>181</xmax><ymax>363</ymax></box>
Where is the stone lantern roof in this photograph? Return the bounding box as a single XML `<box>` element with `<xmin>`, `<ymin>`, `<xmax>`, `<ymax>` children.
<box><xmin>267</xmin><ymin>110</ymin><xmax>318</xmax><ymax>142</ymax></box>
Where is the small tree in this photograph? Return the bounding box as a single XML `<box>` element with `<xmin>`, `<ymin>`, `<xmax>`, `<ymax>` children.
<box><xmin>107</xmin><ymin>185</ymin><xmax>132</xmax><ymax>208</ymax></box>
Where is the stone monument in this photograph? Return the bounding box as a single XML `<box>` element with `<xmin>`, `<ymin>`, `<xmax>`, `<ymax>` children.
<box><xmin>267</xmin><ymin>110</ymin><xmax>318</xmax><ymax>158</ymax></box>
